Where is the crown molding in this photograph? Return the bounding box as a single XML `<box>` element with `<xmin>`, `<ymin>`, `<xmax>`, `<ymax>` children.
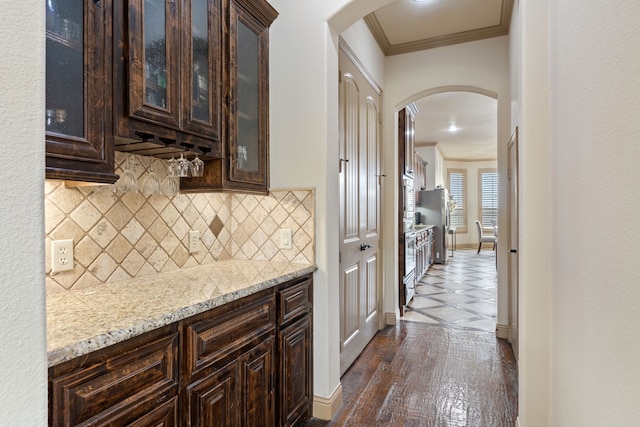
<box><xmin>364</xmin><ymin>0</ymin><xmax>513</xmax><ymax>56</ymax></box>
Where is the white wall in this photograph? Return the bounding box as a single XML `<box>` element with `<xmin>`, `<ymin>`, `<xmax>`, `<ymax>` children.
<box><xmin>340</xmin><ymin>19</ymin><xmax>385</xmax><ymax>88</ymax></box>
<box><xmin>0</xmin><ymin>1</ymin><xmax>48</xmax><ymax>425</ymax></box>
<box><xmin>268</xmin><ymin>0</ymin><xmax>394</xmax><ymax>407</ymax></box>
<box><xmin>550</xmin><ymin>0</ymin><xmax>640</xmax><ymax>425</ymax></box>
<box><xmin>383</xmin><ymin>36</ymin><xmax>511</xmax><ymax>329</ymax></box>
<box><xmin>415</xmin><ymin>145</ymin><xmax>444</xmax><ymax>189</ymax></box>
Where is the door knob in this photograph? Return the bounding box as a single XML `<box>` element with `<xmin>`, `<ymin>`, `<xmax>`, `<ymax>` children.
<box><xmin>360</xmin><ymin>243</ymin><xmax>372</xmax><ymax>251</ymax></box>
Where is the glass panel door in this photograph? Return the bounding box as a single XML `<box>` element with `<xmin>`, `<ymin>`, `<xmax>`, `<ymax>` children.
<box><xmin>46</xmin><ymin>0</ymin><xmax>84</xmax><ymax>138</ymax></box>
<box><xmin>144</xmin><ymin>0</ymin><xmax>168</xmax><ymax>109</ymax></box>
<box><xmin>191</xmin><ymin>0</ymin><xmax>209</xmax><ymax>122</ymax></box>
<box><xmin>236</xmin><ymin>20</ymin><xmax>260</xmax><ymax>173</ymax></box>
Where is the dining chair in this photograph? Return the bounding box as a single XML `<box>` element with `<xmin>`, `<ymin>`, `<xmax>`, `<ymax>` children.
<box><xmin>475</xmin><ymin>220</ymin><xmax>497</xmax><ymax>254</ymax></box>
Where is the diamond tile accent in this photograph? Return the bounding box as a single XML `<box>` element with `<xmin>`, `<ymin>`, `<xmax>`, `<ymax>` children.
<box><xmin>210</xmin><ymin>215</ymin><xmax>224</xmax><ymax>237</ymax></box>
<box><xmin>44</xmin><ymin>152</ymin><xmax>315</xmax><ymax>292</ymax></box>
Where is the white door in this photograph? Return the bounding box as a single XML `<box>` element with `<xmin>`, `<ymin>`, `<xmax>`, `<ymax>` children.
<box><xmin>508</xmin><ymin>128</ymin><xmax>519</xmax><ymax>360</ymax></box>
<box><xmin>338</xmin><ymin>47</ymin><xmax>382</xmax><ymax>375</ymax></box>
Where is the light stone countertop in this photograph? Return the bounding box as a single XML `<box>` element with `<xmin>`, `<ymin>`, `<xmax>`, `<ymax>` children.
<box><xmin>47</xmin><ymin>259</ymin><xmax>316</xmax><ymax>367</ymax></box>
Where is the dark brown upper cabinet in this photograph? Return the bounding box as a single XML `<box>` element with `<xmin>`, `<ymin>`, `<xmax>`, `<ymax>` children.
<box><xmin>399</xmin><ymin>104</ymin><xmax>417</xmax><ymax>179</ymax></box>
<box><xmin>181</xmin><ymin>0</ymin><xmax>277</xmax><ymax>194</ymax></box>
<box><xmin>113</xmin><ymin>0</ymin><xmax>222</xmax><ymax>158</ymax></box>
<box><xmin>45</xmin><ymin>0</ymin><xmax>118</xmax><ymax>184</ymax></box>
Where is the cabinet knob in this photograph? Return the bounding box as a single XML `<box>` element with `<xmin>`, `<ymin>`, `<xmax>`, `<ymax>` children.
<box><xmin>92</xmin><ymin>0</ymin><xmax>102</xmax><ymax>8</ymax></box>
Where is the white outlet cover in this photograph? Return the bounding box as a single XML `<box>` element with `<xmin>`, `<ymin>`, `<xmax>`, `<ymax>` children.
<box><xmin>188</xmin><ymin>230</ymin><xmax>200</xmax><ymax>253</ymax></box>
<box><xmin>51</xmin><ymin>239</ymin><xmax>74</xmax><ymax>273</ymax></box>
<box><xmin>280</xmin><ymin>229</ymin><xmax>292</xmax><ymax>250</ymax></box>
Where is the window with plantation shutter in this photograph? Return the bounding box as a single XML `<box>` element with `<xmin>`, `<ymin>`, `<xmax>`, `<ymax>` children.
<box><xmin>447</xmin><ymin>168</ymin><xmax>467</xmax><ymax>232</ymax></box>
<box><xmin>479</xmin><ymin>169</ymin><xmax>498</xmax><ymax>229</ymax></box>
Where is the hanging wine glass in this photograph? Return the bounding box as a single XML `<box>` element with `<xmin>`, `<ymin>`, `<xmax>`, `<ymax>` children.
<box><xmin>161</xmin><ymin>156</ymin><xmax>179</xmax><ymax>196</ymax></box>
<box><xmin>116</xmin><ymin>155</ymin><xmax>138</xmax><ymax>193</ymax></box>
<box><xmin>190</xmin><ymin>153</ymin><xmax>204</xmax><ymax>177</ymax></box>
<box><xmin>176</xmin><ymin>153</ymin><xmax>191</xmax><ymax>177</ymax></box>
<box><xmin>141</xmin><ymin>157</ymin><xmax>161</xmax><ymax>196</ymax></box>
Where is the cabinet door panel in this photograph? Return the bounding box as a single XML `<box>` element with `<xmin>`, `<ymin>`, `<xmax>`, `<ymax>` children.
<box><xmin>127</xmin><ymin>0</ymin><xmax>180</xmax><ymax>128</ymax></box>
<box><xmin>45</xmin><ymin>0</ymin><xmax>117</xmax><ymax>183</ymax></box>
<box><xmin>279</xmin><ymin>316</ymin><xmax>312</xmax><ymax>427</ymax></box>
<box><xmin>241</xmin><ymin>337</ymin><xmax>275</xmax><ymax>427</ymax></box>
<box><xmin>182</xmin><ymin>0</ymin><xmax>221</xmax><ymax>139</ymax></box>
<box><xmin>228</xmin><ymin>2</ymin><xmax>268</xmax><ymax>187</ymax></box>
<box><xmin>187</xmin><ymin>360</ymin><xmax>241</xmax><ymax>427</ymax></box>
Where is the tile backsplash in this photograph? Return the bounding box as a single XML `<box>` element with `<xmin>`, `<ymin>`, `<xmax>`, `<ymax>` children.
<box><xmin>45</xmin><ymin>152</ymin><xmax>315</xmax><ymax>294</ymax></box>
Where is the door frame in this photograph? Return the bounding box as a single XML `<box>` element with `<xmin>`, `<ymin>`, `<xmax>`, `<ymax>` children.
<box><xmin>507</xmin><ymin>127</ymin><xmax>519</xmax><ymax>360</ymax></box>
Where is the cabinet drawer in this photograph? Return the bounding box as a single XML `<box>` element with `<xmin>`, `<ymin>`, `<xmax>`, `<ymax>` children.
<box><xmin>49</xmin><ymin>330</ymin><xmax>179</xmax><ymax>427</ymax></box>
<box><xmin>184</xmin><ymin>294</ymin><xmax>276</xmax><ymax>376</ymax></box>
<box><xmin>278</xmin><ymin>278</ymin><xmax>312</xmax><ymax>326</ymax></box>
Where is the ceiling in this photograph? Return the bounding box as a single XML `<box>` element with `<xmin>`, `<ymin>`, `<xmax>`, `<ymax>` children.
<box><xmin>364</xmin><ymin>0</ymin><xmax>512</xmax><ymax>160</ymax></box>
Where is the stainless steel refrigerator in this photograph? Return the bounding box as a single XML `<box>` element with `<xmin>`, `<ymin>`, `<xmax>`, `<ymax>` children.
<box><xmin>416</xmin><ymin>188</ymin><xmax>449</xmax><ymax>264</ymax></box>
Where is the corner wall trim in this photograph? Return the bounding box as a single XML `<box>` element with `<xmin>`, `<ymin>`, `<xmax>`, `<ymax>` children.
<box><xmin>313</xmin><ymin>383</ymin><xmax>343</xmax><ymax>420</ymax></box>
<box><xmin>496</xmin><ymin>323</ymin><xmax>510</xmax><ymax>339</ymax></box>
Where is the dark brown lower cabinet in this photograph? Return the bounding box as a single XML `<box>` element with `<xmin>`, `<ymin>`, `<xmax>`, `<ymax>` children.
<box><xmin>277</xmin><ymin>278</ymin><xmax>313</xmax><ymax>427</ymax></box>
<box><xmin>49</xmin><ymin>274</ymin><xmax>313</xmax><ymax>427</ymax></box>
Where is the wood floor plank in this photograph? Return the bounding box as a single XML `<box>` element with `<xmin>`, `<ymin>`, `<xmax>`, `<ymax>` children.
<box><xmin>306</xmin><ymin>322</ymin><xmax>517</xmax><ymax>426</ymax></box>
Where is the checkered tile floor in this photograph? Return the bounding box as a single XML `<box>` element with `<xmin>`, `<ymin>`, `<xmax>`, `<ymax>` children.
<box><xmin>403</xmin><ymin>248</ymin><xmax>497</xmax><ymax>332</ymax></box>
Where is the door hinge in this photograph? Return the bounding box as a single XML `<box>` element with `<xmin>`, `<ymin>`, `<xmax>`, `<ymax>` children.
<box><xmin>508</xmin><ymin>168</ymin><xmax>512</xmax><ymax>180</ymax></box>
<box><xmin>378</xmin><ymin>174</ymin><xmax>386</xmax><ymax>185</ymax></box>
<box><xmin>339</xmin><ymin>251</ymin><xmax>341</xmax><ymax>264</ymax></box>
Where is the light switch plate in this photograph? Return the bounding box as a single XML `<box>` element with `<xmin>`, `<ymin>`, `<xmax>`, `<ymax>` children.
<box><xmin>51</xmin><ymin>239</ymin><xmax>74</xmax><ymax>273</ymax></box>
<box><xmin>188</xmin><ymin>230</ymin><xmax>200</xmax><ymax>253</ymax></box>
<box><xmin>280</xmin><ymin>229</ymin><xmax>292</xmax><ymax>250</ymax></box>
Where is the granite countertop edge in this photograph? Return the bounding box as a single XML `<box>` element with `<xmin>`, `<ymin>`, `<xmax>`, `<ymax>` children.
<box><xmin>47</xmin><ymin>261</ymin><xmax>316</xmax><ymax>368</ymax></box>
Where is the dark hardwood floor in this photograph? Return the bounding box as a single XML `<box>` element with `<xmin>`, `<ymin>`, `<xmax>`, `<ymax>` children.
<box><xmin>306</xmin><ymin>322</ymin><xmax>517</xmax><ymax>426</ymax></box>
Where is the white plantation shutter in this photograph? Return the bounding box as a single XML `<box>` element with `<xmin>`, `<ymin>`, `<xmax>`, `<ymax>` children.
<box><xmin>448</xmin><ymin>169</ymin><xmax>467</xmax><ymax>231</ymax></box>
<box><xmin>479</xmin><ymin>170</ymin><xmax>498</xmax><ymax>228</ymax></box>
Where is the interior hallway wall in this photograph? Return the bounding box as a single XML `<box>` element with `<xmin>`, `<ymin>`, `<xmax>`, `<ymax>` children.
<box><xmin>268</xmin><ymin>0</ymin><xmax>393</xmax><ymax>412</ymax></box>
<box><xmin>550</xmin><ymin>0</ymin><xmax>640</xmax><ymax>424</ymax></box>
<box><xmin>0</xmin><ymin>1</ymin><xmax>48</xmax><ymax>424</ymax></box>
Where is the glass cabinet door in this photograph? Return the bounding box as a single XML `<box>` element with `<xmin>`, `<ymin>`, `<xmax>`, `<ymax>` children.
<box><xmin>182</xmin><ymin>0</ymin><xmax>221</xmax><ymax>140</ymax></box>
<box><xmin>126</xmin><ymin>0</ymin><xmax>180</xmax><ymax>128</ymax></box>
<box><xmin>229</xmin><ymin>3</ymin><xmax>267</xmax><ymax>186</ymax></box>
<box><xmin>46</xmin><ymin>0</ymin><xmax>84</xmax><ymax>138</ymax></box>
<box><xmin>45</xmin><ymin>0</ymin><xmax>117</xmax><ymax>183</ymax></box>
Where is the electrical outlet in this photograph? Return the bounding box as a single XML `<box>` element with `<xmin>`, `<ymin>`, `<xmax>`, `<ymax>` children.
<box><xmin>188</xmin><ymin>230</ymin><xmax>200</xmax><ymax>253</ymax></box>
<box><xmin>280</xmin><ymin>229</ymin><xmax>292</xmax><ymax>250</ymax></box>
<box><xmin>51</xmin><ymin>239</ymin><xmax>74</xmax><ymax>273</ymax></box>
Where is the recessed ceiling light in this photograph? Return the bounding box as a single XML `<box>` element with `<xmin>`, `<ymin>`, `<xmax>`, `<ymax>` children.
<box><xmin>448</xmin><ymin>125</ymin><xmax>460</xmax><ymax>133</ymax></box>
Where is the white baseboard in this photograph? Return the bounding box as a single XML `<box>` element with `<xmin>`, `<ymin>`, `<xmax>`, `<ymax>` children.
<box><xmin>515</xmin><ymin>415</ymin><xmax>520</xmax><ymax>427</ymax></box>
<box><xmin>384</xmin><ymin>311</ymin><xmax>397</xmax><ymax>326</ymax></box>
<box><xmin>313</xmin><ymin>383</ymin><xmax>343</xmax><ymax>420</ymax></box>
<box><xmin>496</xmin><ymin>323</ymin><xmax>510</xmax><ymax>339</ymax></box>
